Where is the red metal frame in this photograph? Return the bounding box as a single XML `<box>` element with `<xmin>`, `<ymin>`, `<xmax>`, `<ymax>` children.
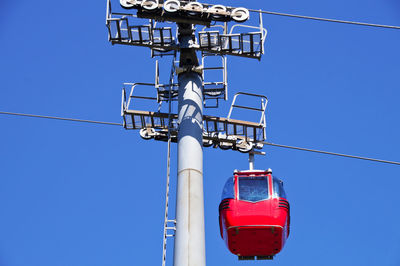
<box><xmin>219</xmin><ymin>170</ymin><xmax>290</xmax><ymax>258</ymax></box>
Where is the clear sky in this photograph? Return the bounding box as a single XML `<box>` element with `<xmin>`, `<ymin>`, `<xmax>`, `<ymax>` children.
<box><xmin>1</xmin><ymin>1</ymin><xmax>400</xmax><ymax>266</ymax></box>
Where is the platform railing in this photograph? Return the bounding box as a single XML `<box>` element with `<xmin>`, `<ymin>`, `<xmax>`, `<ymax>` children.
<box><xmin>106</xmin><ymin>0</ymin><xmax>177</xmax><ymax>53</ymax></box>
<box><xmin>227</xmin><ymin>92</ymin><xmax>268</xmax><ymax>141</ymax></box>
<box><xmin>197</xmin><ymin>11</ymin><xmax>267</xmax><ymax>59</ymax></box>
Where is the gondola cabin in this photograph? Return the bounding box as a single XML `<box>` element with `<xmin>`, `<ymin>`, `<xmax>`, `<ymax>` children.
<box><xmin>219</xmin><ymin>169</ymin><xmax>290</xmax><ymax>260</ymax></box>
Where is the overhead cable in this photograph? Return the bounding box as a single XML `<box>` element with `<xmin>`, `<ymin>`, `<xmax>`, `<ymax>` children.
<box><xmin>1</xmin><ymin>110</ymin><xmax>399</xmax><ymax>166</ymax></box>
<box><xmin>0</xmin><ymin>111</ymin><xmax>122</xmax><ymax>126</ymax></box>
<box><xmin>249</xmin><ymin>9</ymin><xmax>400</xmax><ymax>30</ymax></box>
<box><xmin>263</xmin><ymin>142</ymin><xmax>400</xmax><ymax>166</ymax></box>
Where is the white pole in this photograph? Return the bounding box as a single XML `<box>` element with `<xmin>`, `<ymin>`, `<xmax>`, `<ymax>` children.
<box><xmin>173</xmin><ymin>71</ymin><xmax>206</xmax><ymax>266</ymax></box>
<box><xmin>249</xmin><ymin>152</ymin><xmax>255</xmax><ymax>170</ymax></box>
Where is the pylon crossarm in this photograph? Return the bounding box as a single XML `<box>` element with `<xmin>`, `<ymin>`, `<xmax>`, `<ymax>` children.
<box><xmin>107</xmin><ymin>0</ymin><xmax>267</xmax><ymax>59</ymax></box>
<box><xmin>122</xmin><ymin>109</ymin><xmax>265</xmax><ymax>152</ymax></box>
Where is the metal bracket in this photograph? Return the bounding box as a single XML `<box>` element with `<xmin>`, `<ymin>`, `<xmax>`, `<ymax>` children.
<box><xmin>176</xmin><ymin>65</ymin><xmax>203</xmax><ymax>75</ymax></box>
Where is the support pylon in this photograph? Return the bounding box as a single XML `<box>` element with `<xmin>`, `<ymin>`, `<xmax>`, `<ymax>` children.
<box><xmin>173</xmin><ymin>21</ymin><xmax>206</xmax><ymax>266</ymax></box>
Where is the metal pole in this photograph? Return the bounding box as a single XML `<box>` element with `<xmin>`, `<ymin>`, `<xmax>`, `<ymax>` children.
<box><xmin>174</xmin><ymin>71</ymin><xmax>205</xmax><ymax>266</ymax></box>
<box><xmin>173</xmin><ymin>19</ymin><xmax>206</xmax><ymax>266</ymax></box>
<box><xmin>249</xmin><ymin>152</ymin><xmax>255</xmax><ymax>170</ymax></box>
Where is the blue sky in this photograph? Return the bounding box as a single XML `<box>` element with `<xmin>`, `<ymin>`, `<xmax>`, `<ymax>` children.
<box><xmin>1</xmin><ymin>1</ymin><xmax>400</xmax><ymax>266</ymax></box>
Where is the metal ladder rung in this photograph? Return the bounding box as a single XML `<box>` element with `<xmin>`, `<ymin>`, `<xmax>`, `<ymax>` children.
<box><xmin>130</xmin><ymin>95</ymin><xmax>157</xmax><ymax>100</ymax></box>
<box><xmin>204</xmin><ymin>82</ymin><xmax>224</xmax><ymax>85</ymax></box>
<box><xmin>231</xmin><ymin>104</ymin><xmax>264</xmax><ymax>112</ymax></box>
<box><xmin>203</xmin><ymin>67</ymin><xmax>224</xmax><ymax>70</ymax></box>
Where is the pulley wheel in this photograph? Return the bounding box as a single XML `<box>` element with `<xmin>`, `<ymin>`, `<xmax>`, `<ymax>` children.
<box><xmin>139</xmin><ymin>128</ymin><xmax>155</xmax><ymax>140</ymax></box>
<box><xmin>208</xmin><ymin>5</ymin><xmax>227</xmax><ymax>19</ymax></box>
<box><xmin>164</xmin><ymin>0</ymin><xmax>180</xmax><ymax>12</ymax></box>
<box><xmin>231</xmin><ymin>7</ymin><xmax>250</xmax><ymax>22</ymax></box>
<box><xmin>219</xmin><ymin>141</ymin><xmax>233</xmax><ymax>150</ymax></box>
<box><xmin>185</xmin><ymin>2</ymin><xmax>203</xmax><ymax>16</ymax></box>
<box><xmin>203</xmin><ymin>139</ymin><xmax>213</xmax><ymax>147</ymax></box>
<box><xmin>120</xmin><ymin>0</ymin><xmax>136</xmax><ymax>8</ymax></box>
<box><xmin>142</xmin><ymin>0</ymin><xmax>159</xmax><ymax>11</ymax></box>
<box><xmin>237</xmin><ymin>140</ymin><xmax>254</xmax><ymax>153</ymax></box>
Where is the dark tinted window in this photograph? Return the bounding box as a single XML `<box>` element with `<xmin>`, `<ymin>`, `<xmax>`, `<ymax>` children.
<box><xmin>272</xmin><ymin>177</ymin><xmax>287</xmax><ymax>199</ymax></box>
<box><xmin>238</xmin><ymin>176</ymin><xmax>269</xmax><ymax>202</ymax></box>
<box><xmin>221</xmin><ymin>177</ymin><xmax>234</xmax><ymax>200</ymax></box>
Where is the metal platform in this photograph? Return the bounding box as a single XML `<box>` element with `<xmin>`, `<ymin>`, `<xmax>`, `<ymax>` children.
<box><xmin>106</xmin><ymin>0</ymin><xmax>177</xmax><ymax>54</ymax></box>
<box><xmin>198</xmin><ymin>12</ymin><xmax>267</xmax><ymax>59</ymax></box>
<box><xmin>106</xmin><ymin>0</ymin><xmax>267</xmax><ymax>59</ymax></box>
<box><xmin>122</xmin><ymin>85</ymin><xmax>268</xmax><ymax>152</ymax></box>
<box><xmin>122</xmin><ymin>109</ymin><xmax>265</xmax><ymax>152</ymax></box>
<box><xmin>149</xmin><ymin>55</ymin><xmax>227</xmax><ymax>107</ymax></box>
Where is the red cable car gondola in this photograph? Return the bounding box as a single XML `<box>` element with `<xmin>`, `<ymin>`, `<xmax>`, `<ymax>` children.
<box><xmin>218</xmin><ymin>169</ymin><xmax>290</xmax><ymax>260</ymax></box>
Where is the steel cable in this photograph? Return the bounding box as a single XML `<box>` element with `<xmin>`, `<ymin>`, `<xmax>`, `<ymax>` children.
<box><xmin>263</xmin><ymin>142</ymin><xmax>400</xmax><ymax>166</ymax></box>
<box><xmin>249</xmin><ymin>9</ymin><xmax>400</xmax><ymax>30</ymax></box>
<box><xmin>0</xmin><ymin>111</ymin><xmax>122</xmax><ymax>126</ymax></box>
<box><xmin>1</xmin><ymin>110</ymin><xmax>399</xmax><ymax>166</ymax></box>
